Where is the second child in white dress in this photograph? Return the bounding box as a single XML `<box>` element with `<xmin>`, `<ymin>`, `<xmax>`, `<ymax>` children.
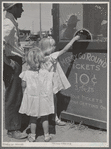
<box><xmin>38</xmin><ymin>35</ymin><xmax>80</xmax><ymax>125</ymax></box>
<box><xmin>19</xmin><ymin>47</ymin><xmax>55</xmax><ymax>142</ymax></box>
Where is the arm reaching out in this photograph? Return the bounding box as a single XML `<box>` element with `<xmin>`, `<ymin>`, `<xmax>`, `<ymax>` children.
<box><xmin>58</xmin><ymin>35</ymin><xmax>80</xmax><ymax>57</ymax></box>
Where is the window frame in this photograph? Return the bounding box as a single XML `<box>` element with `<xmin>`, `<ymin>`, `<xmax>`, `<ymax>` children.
<box><xmin>52</xmin><ymin>4</ymin><xmax>107</xmax><ymax>51</ymax></box>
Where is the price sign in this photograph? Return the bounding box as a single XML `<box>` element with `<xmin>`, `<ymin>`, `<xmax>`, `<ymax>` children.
<box><xmin>58</xmin><ymin>52</ymin><xmax>107</xmax><ymax>128</ymax></box>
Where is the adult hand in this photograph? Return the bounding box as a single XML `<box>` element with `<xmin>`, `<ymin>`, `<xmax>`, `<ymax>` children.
<box><xmin>10</xmin><ymin>59</ymin><xmax>16</xmax><ymax>69</ymax></box>
<box><xmin>22</xmin><ymin>56</ymin><xmax>26</xmax><ymax>64</ymax></box>
<box><xmin>11</xmin><ymin>60</ymin><xmax>21</xmax><ymax>74</ymax></box>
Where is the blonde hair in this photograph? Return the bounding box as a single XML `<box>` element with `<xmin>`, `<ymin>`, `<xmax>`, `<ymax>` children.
<box><xmin>38</xmin><ymin>37</ymin><xmax>55</xmax><ymax>55</ymax></box>
<box><xmin>26</xmin><ymin>47</ymin><xmax>45</xmax><ymax>71</ymax></box>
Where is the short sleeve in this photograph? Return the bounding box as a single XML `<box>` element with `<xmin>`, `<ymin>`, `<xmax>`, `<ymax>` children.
<box><xmin>19</xmin><ymin>71</ymin><xmax>27</xmax><ymax>81</ymax></box>
<box><xmin>3</xmin><ymin>18</ymin><xmax>14</xmax><ymax>43</ymax></box>
<box><xmin>50</xmin><ymin>52</ymin><xmax>60</xmax><ymax>60</ymax></box>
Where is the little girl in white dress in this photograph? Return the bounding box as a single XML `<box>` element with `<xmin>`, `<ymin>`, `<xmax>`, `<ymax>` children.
<box><xmin>19</xmin><ymin>47</ymin><xmax>55</xmax><ymax>142</ymax></box>
<box><xmin>38</xmin><ymin>35</ymin><xmax>80</xmax><ymax>125</ymax></box>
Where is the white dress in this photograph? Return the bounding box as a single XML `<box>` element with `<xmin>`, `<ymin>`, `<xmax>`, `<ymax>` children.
<box><xmin>19</xmin><ymin>69</ymin><xmax>55</xmax><ymax>117</ymax></box>
<box><xmin>41</xmin><ymin>52</ymin><xmax>71</xmax><ymax>94</ymax></box>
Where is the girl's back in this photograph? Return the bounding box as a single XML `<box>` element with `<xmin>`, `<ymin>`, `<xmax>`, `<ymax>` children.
<box><xmin>39</xmin><ymin>35</ymin><xmax>80</xmax><ymax>94</ymax></box>
<box><xmin>19</xmin><ymin>47</ymin><xmax>55</xmax><ymax>117</ymax></box>
<box><xmin>19</xmin><ymin>69</ymin><xmax>55</xmax><ymax>117</ymax></box>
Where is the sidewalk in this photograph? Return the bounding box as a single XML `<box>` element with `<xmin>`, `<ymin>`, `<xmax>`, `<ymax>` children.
<box><xmin>3</xmin><ymin>121</ymin><xmax>107</xmax><ymax>143</ymax></box>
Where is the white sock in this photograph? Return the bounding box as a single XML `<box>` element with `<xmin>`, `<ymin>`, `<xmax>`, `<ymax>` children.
<box><xmin>30</xmin><ymin>133</ymin><xmax>36</xmax><ymax>140</ymax></box>
<box><xmin>55</xmin><ymin>115</ymin><xmax>59</xmax><ymax>121</ymax></box>
<box><xmin>44</xmin><ymin>133</ymin><xmax>49</xmax><ymax>137</ymax></box>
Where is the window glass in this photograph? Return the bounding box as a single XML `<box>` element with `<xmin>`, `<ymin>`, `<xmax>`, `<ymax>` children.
<box><xmin>59</xmin><ymin>4</ymin><xmax>107</xmax><ymax>41</ymax></box>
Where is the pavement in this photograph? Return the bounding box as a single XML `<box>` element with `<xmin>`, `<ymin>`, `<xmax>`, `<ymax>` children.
<box><xmin>2</xmin><ymin>119</ymin><xmax>107</xmax><ymax>145</ymax></box>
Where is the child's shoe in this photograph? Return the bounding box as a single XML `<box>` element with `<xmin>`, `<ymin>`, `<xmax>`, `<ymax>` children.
<box><xmin>26</xmin><ymin>133</ymin><xmax>36</xmax><ymax>142</ymax></box>
<box><xmin>44</xmin><ymin>133</ymin><xmax>52</xmax><ymax>142</ymax></box>
<box><xmin>55</xmin><ymin>119</ymin><xmax>66</xmax><ymax>126</ymax></box>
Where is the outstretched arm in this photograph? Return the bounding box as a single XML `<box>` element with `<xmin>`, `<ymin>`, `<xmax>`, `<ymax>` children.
<box><xmin>58</xmin><ymin>35</ymin><xmax>80</xmax><ymax>57</ymax></box>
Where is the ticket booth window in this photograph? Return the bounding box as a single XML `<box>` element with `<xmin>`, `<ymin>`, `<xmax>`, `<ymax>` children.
<box><xmin>59</xmin><ymin>4</ymin><xmax>107</xmax><ymax>42</ymax></box>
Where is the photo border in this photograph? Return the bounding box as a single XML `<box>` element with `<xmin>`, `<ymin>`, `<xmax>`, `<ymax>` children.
<box><xmin>1</xmin><ymin>0</ymin><xmax>110</xmax><ymax>148</ymax></box>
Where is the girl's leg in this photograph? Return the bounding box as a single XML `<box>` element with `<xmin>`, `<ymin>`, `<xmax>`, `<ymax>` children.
<box><xmin>30</xmin><ymin>116</ymin><xmax>37</xmax><ymax>134</ymax></box>
<box><xmin>41</xmin><ymin>115</ymin><xmax>52</xmax><ymax>142</ymax></box>
<box><xmin>41</xmin><ymin>115</ymin><xmax>49</xmax><ymax>134</ymax></box>
<box><xmin>54</xmin><ymin>94</ymin><xmax>66</xmax><ymax>126</ymax></box>
<box><xmin>27</xmin><ymin>116</ymin><xmax>37</xmax><ymax>142</ymax></box>
<box><xmin>54</xmin><ymin>94</ymin><xmax>57</xmax><ymax>118</ymax></box>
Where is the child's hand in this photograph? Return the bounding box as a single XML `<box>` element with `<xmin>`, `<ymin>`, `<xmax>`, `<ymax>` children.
<box><xmin>74</xmin><ymin>29</ymin><xmax>91</xmax><ymax>40</ymax></box>
<box><xmin>74</xmin><ymin>35</ymin><xmax>80</xmax><ymax>41</ymax></box>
